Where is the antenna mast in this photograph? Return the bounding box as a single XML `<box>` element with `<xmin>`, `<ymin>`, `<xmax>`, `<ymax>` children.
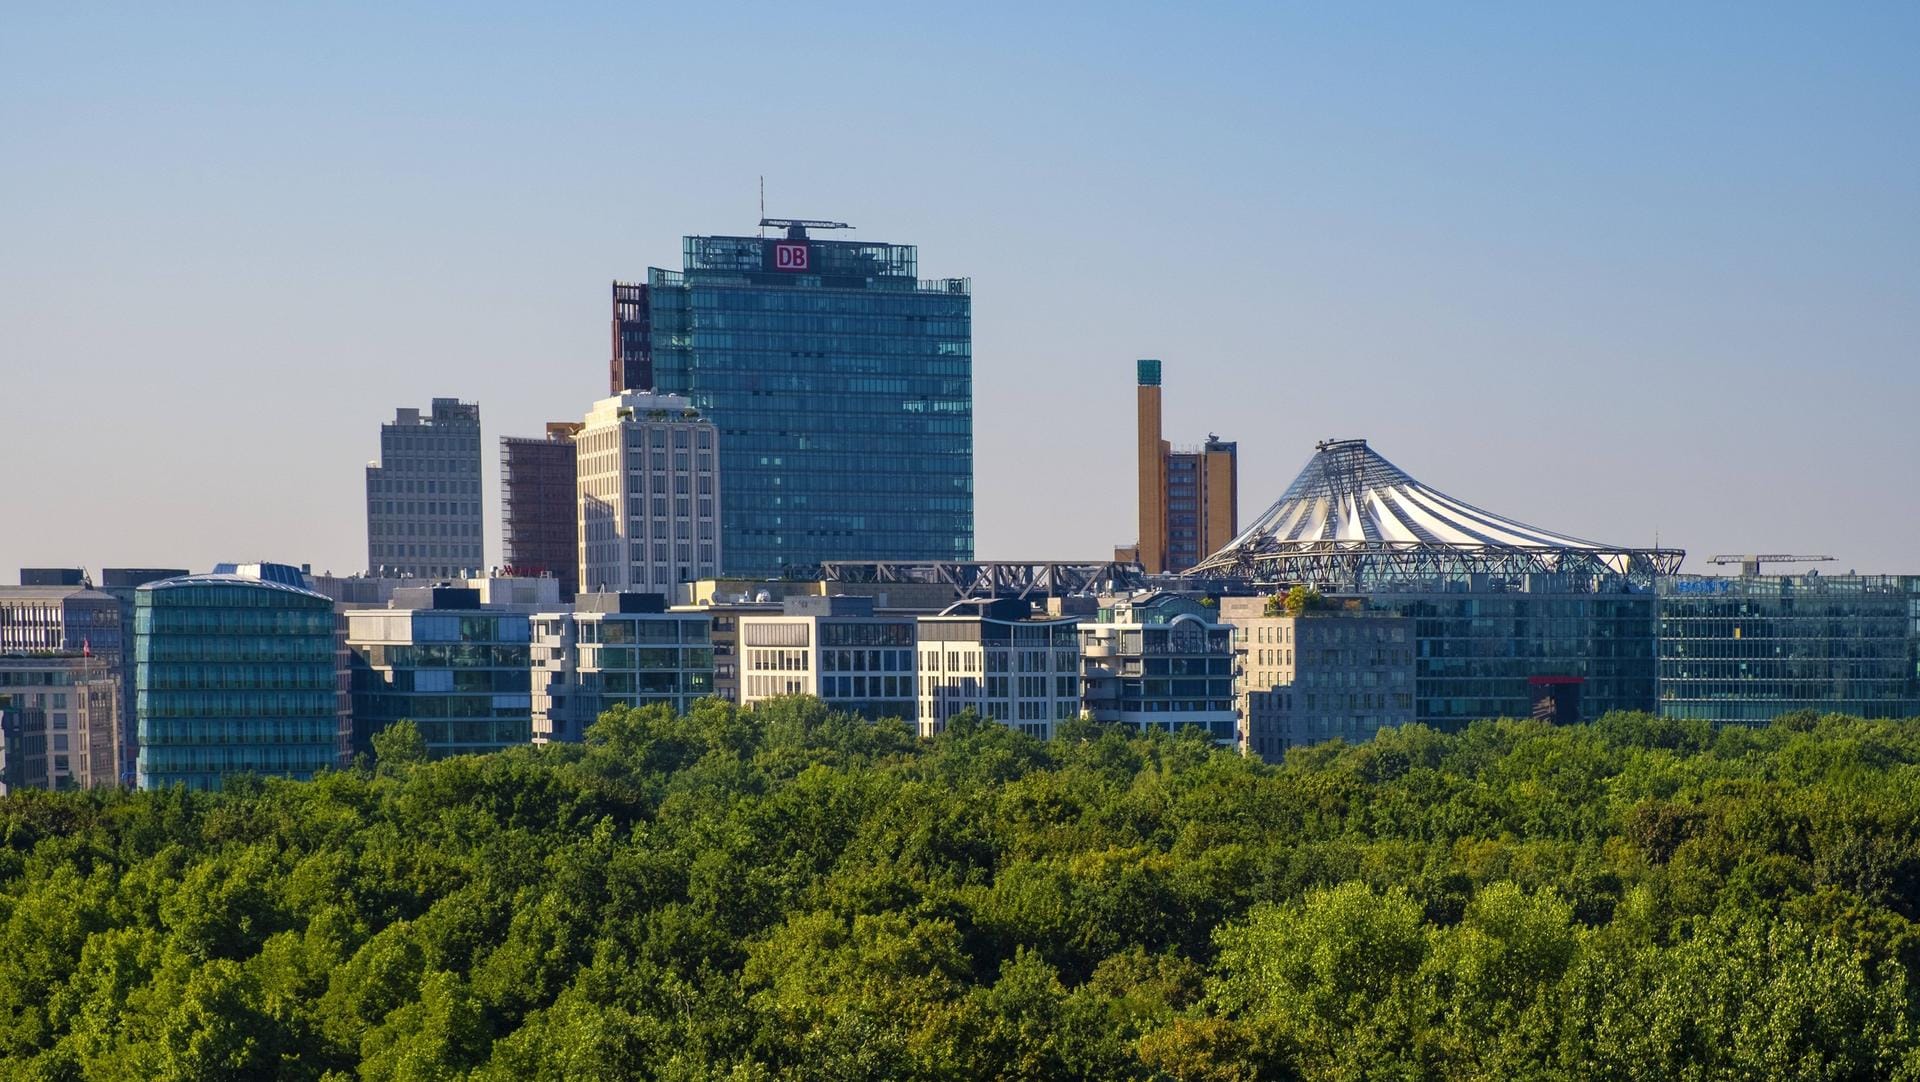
<box><xmin>758</xmin><ymin>177</ymin><xmax>765</xmax><ymax>237</ymax></box>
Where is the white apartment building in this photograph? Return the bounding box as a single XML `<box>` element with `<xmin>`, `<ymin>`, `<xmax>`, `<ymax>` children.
<box><xmin>576</xmin><ymin>392</ymin><xmax>721</xmax><ymax>594</ymax></box>
<box><xmin>736</xmin><ymin>596</ymin><xmax>917</xmax><ymax>721</ymax></box>
<box><xmin>1079</xmin><ymin>592</ymin><xmax>1239</xmax><ymax>745</ymax></box>
<box><xmin>915</xmin><ymin>601</ymin><xmax>1082</xmax><ymax>739</ymax></box>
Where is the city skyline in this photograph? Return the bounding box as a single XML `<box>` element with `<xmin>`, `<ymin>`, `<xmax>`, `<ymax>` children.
<box><xmin>5</xmin><ymin>6</ymin><xmax>1918</xmax><ymax>577</ymax></box>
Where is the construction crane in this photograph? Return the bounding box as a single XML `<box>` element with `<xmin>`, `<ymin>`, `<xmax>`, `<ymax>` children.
<box><xmin>759</xmin><ymin>218</ymin><xmax>853</xmax><ymax>240</ymax></box>
<box><xmin>1708</xmin><ymin>554</ymin><xmax>1834</xmax><ymax>577</ymax></box>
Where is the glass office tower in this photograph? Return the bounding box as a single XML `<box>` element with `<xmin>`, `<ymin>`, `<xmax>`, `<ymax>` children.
<box><xmin>134</xmin><ymin>573</ymin><xmax>344</xmax><ymax>790</ymax></box>
<box><xmin>634</xmin><ymin>224</ymin><xmax>972</xmax><ymax>576</ymax></box>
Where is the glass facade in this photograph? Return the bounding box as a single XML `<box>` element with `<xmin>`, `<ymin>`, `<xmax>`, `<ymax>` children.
<box><xmin>134</xmin><ymin>578</ymin><xmax>343</xmax><ymax>790</ymax></box>
<box><xmin>643</xmin><ymin>233</ymin><xmax>972</xmax><ymax>575</ymax></box>
<box><xmin>531</xmin><ymin>611</ymin><xmax>714</xmax><ymax>742</ymax></box>
<box><xmin>1081</xmin><ymin>595</ymin><xmax>1237</xmax><ymax>742</ymax></box>
<box><xmin>1371</xmin><ymin>589</ymin><xmax>1659</xmax><ymax>728</ymax></box>
<box><xmin>348</xmin><ymin>609</ymin><xmax>533</xmax><ymax>757</ymax></box>
<box><xmin>1658</xmin><ymin>575</ymin><xmax>1920</xmax><ymax>725</ymax></box>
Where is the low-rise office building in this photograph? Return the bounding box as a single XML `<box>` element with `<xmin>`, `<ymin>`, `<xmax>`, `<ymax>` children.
<box><xmin>0</xmin><ymin>654</ymin><xmax>119</xmax><ymax>792</ymax></box>
<box><xmin>530</xmin><ymin>594</ymin><xmax>713</xmax><ymax>743</ymax></box>
<box><xmin>688</xmin><ymin>598</ymin><xmax>780</xmax><ymax>703</ymax></box>
<box><xmin>915</xmin><ymin>599</ymin><xmax>1082</xmax><ymax>739</ymax></box>
<box><xmin>347</xmin><ymin>585</ymin><xmax>534</xmax><ymax>758</ymax></box>
<box><xmin>1079</xmin><ymin>592</ymin><xmax>1237</xmax><ymax>744</ymax></box>
<box><xmin>134</xmin><ymin>568</ymin><xmax>347</xmax><ymax>790</ymax></box>
<box><xmin>0</xmin><ymin>579</ymin><xmax>122</xmax><ymax>662</ymax></box>
<box><xmin>1658</xmin><ymin>574</ymin><xmax>1920</xmax><ymax>726</ymax></box>
<box><xmin>1220</xmin><ymin>597</ymin><xmax>1414</xmax><ymax>762</ymax></box>
<box><xmin>737</xmin><ymin>596</ymin><xmax>917</xmax><ymax>721</ymax></box>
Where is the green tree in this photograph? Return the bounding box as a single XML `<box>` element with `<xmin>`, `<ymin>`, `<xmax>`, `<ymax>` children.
<box><xmin>371</xmin><ymin>721</ymin><xmax>428</xmax><ymax>771</ymax></box>
<box><xmin>1281</xmin><ymin>586</ymin><xmax>1326</xmax><ymax>617</ymax></box>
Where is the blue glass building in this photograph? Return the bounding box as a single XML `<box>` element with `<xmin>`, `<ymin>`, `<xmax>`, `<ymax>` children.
<box><xmin>1658</xmin><ymin>574</ymin><xmax>1920</xmax><ymax>725</ymax></box>
<box><xmin>621</xmin><ymin>222</ymin><xmax>972</xmax><ymax>576</ymax></box>
<box><xmin>134</xmin><ymin>571</ymin><xmax>345</xmax><ymax>790</ymax></box>
<box><xmin>346</xmin><ymin>585</ymin><xmax>533</xmax><ymax>758</ymax></box>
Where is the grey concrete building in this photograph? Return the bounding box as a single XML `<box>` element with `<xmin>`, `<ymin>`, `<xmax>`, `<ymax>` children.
<box><xmin>0</xmin><ymin>653</ymin><xmax>121</xmax><ymax>793</ymax></box>
<box><xmin>1219</xmin><ymin>597</ymin><xmax>1414</xmax><ymax>763</ymax></box>
<box><xmin>916</xmin><ymin>599</ymin><xmax>1082</xmax><ymax>739</ymax></box>
<box><xmin>366</xmin><ymin>398</ymin><xmax>485</xmax><ymax>580</ymax></box>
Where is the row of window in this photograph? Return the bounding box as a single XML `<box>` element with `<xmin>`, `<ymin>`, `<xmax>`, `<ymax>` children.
<box><xmin>138</xmin><ymin>609</ymin><xmax>333</xmax><ymax>634</ymax></box>
<box><xmin>138</xmin><ymin>664</ymin><xmax>338</xmax><ymax>691</ymax></box>
<box><xmin>556</xmin><ymin>647</ymin><xmax>714</xmax><ymax>670</ymax></box>
<box><xmin>372</xmin><ymin>455</ymin><xmax>478</xmax><ymax>475</ymax></box>
<box><xmin>369</xmin><ymin>543</ymin><xmax>482</xmax><ymax>562</ymax></box>
<box><xmin>140</xmin><ymin>746</ymin><xmax>340</xmax><ymax>780</ymax></box>
<box><xmin>139</xmin><ymin>640</ymin><xmax>334</xmax><ymax>664</ymax></box>
<box><xmin>819</xmin><ymin>675</ymin><xmax>912</xmax><ymax>699</ymax></box>
<box><xmin>137</xmin><ymin>690</ymin><xmax>338</xmax><ymax>718</ymax></box>
<box><xmin>820</xmin><ymin>649</ymin><xmax>914</xmax><ymax>673</ymax></box>
<box><xmin>369</xmin><ymin>477</ymin><xmax>479</xmax><ymax>497</ymax></box>
<box><xmin>555</xmin><ymin>619</ymin><xmax>708</xmax><ymax>645</ymax></box>
<box><xmin>371</xmin><ymin>502</ymin><xmax>481</xmax><ymax>523</ymax></box>
<box><xmin>354</xmin><ymin>669</ymin><xmax>530</xmax><ymax>694</ymax></box>
<box><xmin>140</xmin><ymin>718</ymin><xmax>341</xmax><ymax>744</ymax></box>
<box><xmin>922</xmin><ymin>675</ymin><xmax>1079</xmax><ymax>700</ymax></box>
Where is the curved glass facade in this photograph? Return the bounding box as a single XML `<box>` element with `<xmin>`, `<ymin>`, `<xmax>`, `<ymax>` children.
<box><xmin>645</xmin><ymin>233</ymin><xmax>972</xmax><ymax>576</ymax></box>
<box><xmin>134</xmin><ymin>578</ymin><xmax>343</xmax><ymax>790</ymax></box>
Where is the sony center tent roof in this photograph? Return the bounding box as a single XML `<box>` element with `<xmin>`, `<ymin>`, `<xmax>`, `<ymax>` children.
<box><xmin>1191</xmin><ymin>439</ymin><xmax>1684</xmax><ymax>586</ymax></box>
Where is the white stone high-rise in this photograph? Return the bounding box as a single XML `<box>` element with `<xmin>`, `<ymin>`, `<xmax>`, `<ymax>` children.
<box><xmin>576</xmin><ymin>391</ymin><xmax>721</xmax><ymax>593</ymax></box>
<box><xmin>365</xmin><ymin>398</ymin><xmax>484</xmax><ymax>579</ymax></box>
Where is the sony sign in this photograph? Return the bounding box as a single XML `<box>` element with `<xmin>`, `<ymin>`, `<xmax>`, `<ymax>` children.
<box><xmin>773</xmin><ymin>242</ymin><xmax>809</xmax><ymax>271</ymax></box>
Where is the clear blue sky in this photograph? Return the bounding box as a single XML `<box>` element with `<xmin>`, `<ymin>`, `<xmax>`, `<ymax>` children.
<box><xmin>4</xmin><ymin>4</ymin><xmax>1916</xmax><ymax>577</ymax></box>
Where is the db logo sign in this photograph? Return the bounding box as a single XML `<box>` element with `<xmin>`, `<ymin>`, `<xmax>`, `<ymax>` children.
<box><xmin>773</xmin><ymin>242</ymin><xmax>809</xmax><ymax>271</ymax></box>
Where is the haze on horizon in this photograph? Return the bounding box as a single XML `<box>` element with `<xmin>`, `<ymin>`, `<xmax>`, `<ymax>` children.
<box><xmin>3</xmin><ymin>4</ymin><xmax>1916</xmax><ymax>579</ymax></box>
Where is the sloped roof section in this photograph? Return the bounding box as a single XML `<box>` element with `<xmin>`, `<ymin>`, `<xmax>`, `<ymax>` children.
<box><xmin>1192</xmin><ymin>439</ymin><xmax>1683</xmax><ymax>586</ymax></box>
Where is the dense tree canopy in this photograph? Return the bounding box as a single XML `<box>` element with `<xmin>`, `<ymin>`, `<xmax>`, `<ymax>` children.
<box><xmin>4</xmin><ymin>700</ymin><xmax>1920</xmax><ymax>1079</ymax></box>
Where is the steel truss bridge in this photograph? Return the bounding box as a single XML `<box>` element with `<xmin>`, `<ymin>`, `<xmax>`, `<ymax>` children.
<box><xmin>818</xmin><ymin>560</ymin><xmax>1149</xmax><ymax>601</ymax></box>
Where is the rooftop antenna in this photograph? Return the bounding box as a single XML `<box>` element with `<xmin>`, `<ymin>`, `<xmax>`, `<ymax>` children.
<box><xmin>758</xmin><ymin>176</ymin><xmax>765</xmax><ymax>237</ymax></box>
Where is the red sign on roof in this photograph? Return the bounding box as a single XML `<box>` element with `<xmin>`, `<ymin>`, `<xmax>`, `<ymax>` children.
<box><xmin>773</xmin><ymin>242</ymin><xmax>809</xmax><ymax>271</ymax></box>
